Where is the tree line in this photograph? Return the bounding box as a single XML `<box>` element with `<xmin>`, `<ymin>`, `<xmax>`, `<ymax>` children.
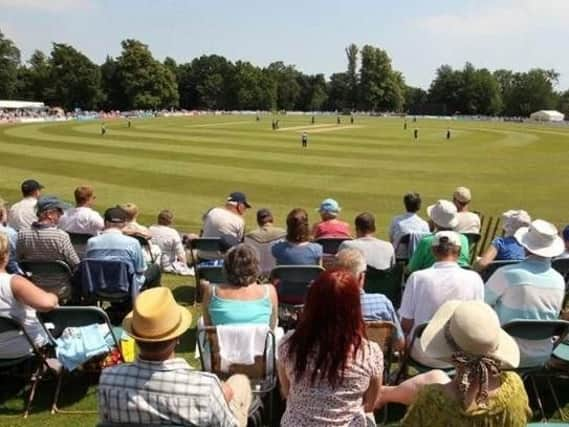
<box><xmin>1</xmin><ymin>29</ymin><xmax>568</xmax><ymax>117</ymax></box>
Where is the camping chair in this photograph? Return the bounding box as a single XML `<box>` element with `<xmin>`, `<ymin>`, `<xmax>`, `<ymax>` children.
<box><xmin>270</xmin><ymin>265</ymin><xmax>324</xmax><ymax>328</ymax></box>
<box><xmin>197</xmin><ymin>325</ymin><xmax>276</xmax><ymax>426</ymax></box>
<box><xmin>131</xmin><ymin>234</ymin><xmax>157</xmax><ymax>264</ymax></box>
<box><xmin>37</xmin><ymin>306</ymin><xmax>123</xmax><ymax>414</ymax></box>
<box><xmin>479</xmin><ymin>260</ymin><xmax>521</xmax><ymax>282</ymax></box>
<box><xmin>553</xmin><ymin>258</ymin><xmax>569</xmax><ymax>282</ymax></box>
<box><xmin>364</xmin><ymin>263</ymin><xmax>404</xmax><ymax>309</ymax></box>
<box><xmin>464</xmin><ymin>233</ymin><xmax>481</xmax><ymax>263</ymax></box>
<box><xmin>189</xmin><ymin>238</ymin><xmax>223</xmax><ymax>304</ymax></box>
<box><xmin>67</xmin><ymin>233</ymin><xmax>92</xmax><ymax>259</ymax></box>
<box><xmin>79</xmin><ymin>258</ymin><xmax>135</xmax><ymax>305</ymax></box>
<box><xmin>366</xmin><ymin>321</ymin><xmax>396</xmax><ymax>425</ymax></box>
<box><xmin>0</xmin><ymin>316</ymin><xmax>56</xmax><ymax>418</ymax></box>
<box><xmin>394</xmin><ymin>234</ymin><xmax>411</xmax><ymax>263</ymax></box>
<box><xmin>502</xmin><ymin>319</ymin><xmax>569</xmax><ymax>421</ymax></box>
<box><xmin>314</xmin><ymin>237</ymin><xmax>351</xmax><ymax>269</ymax></box>
<box><xmin>19</xmin><ymin>260</ymin><xmax>74</xmax><ymax>303</ymax></box>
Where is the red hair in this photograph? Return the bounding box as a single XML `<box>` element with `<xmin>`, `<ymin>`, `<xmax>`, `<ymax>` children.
<box><xmin>286</xmin><ymin>269</ymin><xmax>366</xmax><ymax>388</ymax></box>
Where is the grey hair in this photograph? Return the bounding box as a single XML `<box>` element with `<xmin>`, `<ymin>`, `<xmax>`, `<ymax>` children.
<box><xmin>335</xmin><ymin>248</ymin><xmax>367</xmax><ymax>276</ymax></box>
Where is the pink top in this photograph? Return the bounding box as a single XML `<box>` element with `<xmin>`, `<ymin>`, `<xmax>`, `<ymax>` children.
<box><xmin>312</xmin><ymin>220</ymin><xmax>351</xmax><ymax>239</ymax></box>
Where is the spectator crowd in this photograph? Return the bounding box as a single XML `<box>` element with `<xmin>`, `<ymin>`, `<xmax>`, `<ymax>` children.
<box><xmin>1</xmin><ymin>178</ymin><xmax>569</xmax><ymax>426</ymax></box>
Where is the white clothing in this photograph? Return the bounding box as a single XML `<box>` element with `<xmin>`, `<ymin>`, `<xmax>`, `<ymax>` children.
<box><xmin>59</xmin><ymin>206</ymin><xmax>104</xmax><ymax>236</ymax></box>
<box><xmin>201</xmin><ymin>207</ymin><xmax>245</xmax><ymax>260</ymax></box>
<box><xmin>217</xmin><ymin>324</ymin><xmax>270</xmax><ymax>372</ymax></box>
<box><xmin>399</xmin><ymin>261</ymin><xmax>484</xmax><ymax>337</ymax></box>
<box><xmin>0</xmin><ymin>272</ymin><xmax>48</xmax><ymax>358</ymax></box>
<box><xmin>8</xmin><ymin>197</ymin><xmax>38</xmax><ymax>231</ymax></box>
<box><xmin>389</xmin><ymin>213</ymin><xmax>430</xmax><ymax>258</ymax></box>
<box><xmin>339</xmin><ymin>236</ymin><xmax>395</xmax><ymax>270</ymax></box>
<box><xmin>149</xmin><ymin>225</ymin><xmax>187</xmax><ymax>270</ymax></box>
<box><xmin>455</xmin><ymin>212</ymin><xmax>481</xmax><ymax>234</ymax></box>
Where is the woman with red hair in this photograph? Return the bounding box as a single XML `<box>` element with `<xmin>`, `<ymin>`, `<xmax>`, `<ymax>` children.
<box><xmin>277</xmin><ymin>269</ymin><xmax>383</xmax><ymax>426</ymax></box>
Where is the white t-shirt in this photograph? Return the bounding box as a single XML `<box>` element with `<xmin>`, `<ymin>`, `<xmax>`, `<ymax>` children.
<box><xmin>399</xmin><ymin>261</ymin><xmax>484</xmax><ymax>336</ymax></box>
<box><xmin>455</xmin><ymin>212</ymin><xmax>481</xmax><ymax>234</ymax></box>
<box><xmin>201</xmin><ymin>207</ymin><xmax>245</xmax><ymax>259</ymax></box>
<box><xmin>149</xmin><ymin>224</ymin><xmax>186</xmax><ymax>268</ymax></box>
<box><xmin>59</xmin><ymin>206</ymin><xmax>104</xmax><ymax>236</ymax></box>
<box><xmin>0</xmin><ymin>272</ymin><xmax>48</xmax><ymax>358</ymax></box>
<box><xmin>8</xmin><ymin>197</ymin><xmax>38</xmax><ymax>231</ymax></box>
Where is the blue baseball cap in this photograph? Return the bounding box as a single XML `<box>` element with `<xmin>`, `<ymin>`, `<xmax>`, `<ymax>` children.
<box><xmin>317</xmin><ymin>198</ymin><xmax>341</xmax><ymax>213</ymax></box>
<box><xmin>36</xmin><ymin>196</ymin><xmax>69</xmax><ymax>214</ymax></box>
<box><xmin>227</xmin><ymin>191</ymin><xmax>251</xmax><ymax>208</ymax></box>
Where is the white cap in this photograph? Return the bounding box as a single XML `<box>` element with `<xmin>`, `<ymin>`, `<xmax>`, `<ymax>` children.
<box><xmin>431</xmin><ymin>231</ymin><xmax>462</xmax><ymax>247</ymax></box>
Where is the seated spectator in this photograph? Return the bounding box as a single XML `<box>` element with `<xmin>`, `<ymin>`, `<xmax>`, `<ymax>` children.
<box><xmin>312</xmin><ymin>198</ymin><xmax>351</xmax><ymax>239</ymax></box>
<box><xmin>557</xmin><ymin>224</ymin><xmax>569</xmax><ymax>259</ymax></box>
<box><xmin>485</xmin><ymin>219</ymin><xmax>565</xmax><ymax>367</ymax></box>
<box><xmin>121</xmin><ymin>202</ymin><xmax>161</xmax><ymax>264</ymax></box>
<box><xmin>277</xmin><ymin>269</ymin><xmax>383</xmax><ymax>426</ymax></box>
<box><xmin>99</xmin><ymin>287</ymin><xmax>252</xmax><ymax>427</ymax></box>
<box><xmin>335</xmin><ymin>248</ymin><xmax>404</xmax><ymax>349</ymax></box>
<box><xmin>400</xmin><ymin>231</ymin><xmax>484</xmax><ymax>367</ymax></box>
<box><xmin>8</xmin><ymin>179</ymin><xmax>44</xmax><ymax>231</ymax></box>
<box><xmin>389</xmin><ymin>192</ymin><xmax>430</xmax><ymax>257</ymax></box>
<box><xmin>200</xmin><ymin>192</ymin><xmax>251</xmax><ymax>260</ymax></box>
<box><xmin>380</xmin><ymin>300</ymin><xmax>530</xmax><ymax>427</ymax></box>
<box><xmin>452</xmin><ymin>186</ymin><xmax>481</xmax><ymax>233</ymax></box>
<box><xmin>85</xmin><ymin>207</ymin><xmax>161</xmax><ymax>291</ymax></box>
<box><xmin>16</xmin><ymin>196</ymin><xmax>80</xmax><ymax>273</ymax></box>
<box><xmin>474</xmin><ymin>209</ymin><xmax>530</xmax><ymax>271</ymax></box>
<box><xmin>339</xmin><ymin>212</ymin><xmax>394</xmax><ymax>270</ymax></box>
<box><xmin>203</xmin><ymin>244</ymin><xmax>278</xmax><ymax>329</ymax></box>
<box><xmin>59</xmin><ymin>185</ymin><xmax>104</xmax><ymax>236</ymax></box>
<box><xmin>244</xmin><ymin>208</ymin><xmax>286</xmax><ymax>277</ymax></box>
<box><xmin>149</xmin><ymin>209</ymin><xmax>191</xmax><ymax>275</ymax></box>
<box><xmin>408</xmin><ymin>200</ymin><xmax>470</xmax><ymax>272</ymax></box>
<box><xmin>0</xmin><ymin>233</ymin><xmax>58</xmax><ymax>358</ymax></box>
<box><xmin>0</xmin><ymin>197</ymin><xmax>21</xmax><ymax>274</ymax></box>
<box><xmin>272</xmin><ymin>208</ymin><xmax>322</xmax><ymax>266</ymax></box>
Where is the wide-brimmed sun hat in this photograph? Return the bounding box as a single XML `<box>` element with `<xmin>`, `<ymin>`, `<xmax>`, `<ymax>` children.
<box><xmin>317</xmin><ymin>198</ymin><xmax>341</xmax><ymax>214</ymax></box>
<box><xmin>123</xmin><ymin>288</ymin><xmax>192</xmax><ymax>342</ymax></box>
<box><xmin>514</xmin><ymin>219</ymin><xmax>564</xmax><ymax>258</ymax></box>
<box><xmin>427</xmin><ymin>200</ymin><xmax>458</xmax><ymax>229</ymax></box>
<box><xmin>420</xmin><ymin>300</ymin><xmax>520</xmax><ymax>369</ymax></box>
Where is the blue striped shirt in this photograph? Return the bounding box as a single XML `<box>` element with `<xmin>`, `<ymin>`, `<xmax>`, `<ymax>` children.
<box><xmin>361</xmin><ymin>291</ymin><xmax>404</xmax><ymax>341</ymax></box>
<box><xmin>485</xmin><ymin>256</ymin><xmax>565</xmax><ymax>366</ymax></box>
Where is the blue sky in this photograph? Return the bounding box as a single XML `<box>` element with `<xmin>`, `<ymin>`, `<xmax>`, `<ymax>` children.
<box><xmin>1</xmin><ymin>0</ymin><xmax>568</xmax><ymax>90</ymax></box>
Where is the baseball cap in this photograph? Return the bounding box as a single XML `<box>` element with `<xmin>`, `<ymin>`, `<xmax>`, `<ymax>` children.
<box><xmin>36</xmin><ymin>196</ymin><xmax>69</xmax><ymax>214</ymax></box>
<box><xmin>317</xmin><ymin>198</ymin><xmax>341</xmax><ymax>213</ymax></box>
<box><xmin>431</xmin><ymin>231</ymin><xmax>462</xmax><ymax>247</ymax></box>
<box><xmin>227</xmin><ymin>192</ymin><xmax>251</xmax><ymax>208</ymax></box>
<box><xmin>104</xmin><ymin>206</ymin><xmax>128</xmax><ymax>223</ymax></box>
<box><xmin>21</xmin><ymin>179</ymin><xmax>44</xmax><ymax>194</ymax></box>
<box><xmin>453</xmin><ymin>186</ymin><xmax>472</xmax><ymax>203</ymax></box>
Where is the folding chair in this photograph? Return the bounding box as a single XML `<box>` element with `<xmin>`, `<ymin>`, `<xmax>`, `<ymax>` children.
<box><xmin>37</xmin><ymin>306</ymin><xmax>124</xmax><ymax>414</ymax></box>
<box><xmin>19</xmin><ymin>260</ymin><xmax>74</xmax><ymax>303</ymax></box>
<box><xmin>131</xmin><ymin>234</ymin><xmax>157</xmax><ymax>264</ymax></box>
<box><xmin>364</xmin><ymin>263</ymin><xmax>404</xmax><ymax>309</ymax></box>
<box><xmin>79</xmin><ymin>258</ymin><xmax>135</xmax><ymax>305</ymax></box>
<box><xmin>502</xmin><ymin>319</ymin><xmax>569</xmax><ymax>421</ymax></box>
<box><xmin>270</xmin><ymin>265</ymin><xmax>324</xmax><ymax>328</ymax></box>
<box><xmin>314</xmin><ymin>237</ymin><xmax>351</xmax><ymax>255</ymax></box>
<box><xmin>0</xmin><ymin>316</ymin><xmax>56</xmax><ymax>418</ymax></box>
<box><xmin>464</xmin><ymin>233</ymin><xmax>481</xmax><ymax>263</ymax></box>
<box><xmin>395</xmin><ymin>234</ymin><xmax>410</xmax><ymax>263</ymax></box>
<box><xmin>197</xmin><ymin>325</ymin><xmax>276</xmax><ymax>426</ymax></box>
<box><xmin>189</xmin><ymin>238</ymin><xmax>223</xmax><ymax>304</ymax></box>
<box><xmin>553</xmin><ymin>258</ymin><xmax>569</xmax><ymax>282</ymax></box>
<box><xmin>67</xmin><ymin>233</ymin><xmax>92</xmax><ymax>259</ymax></box>
<box><xmin>479</xmin><ymin>260</ymin><xmax>521</xmax><ymax>282</ymax></box>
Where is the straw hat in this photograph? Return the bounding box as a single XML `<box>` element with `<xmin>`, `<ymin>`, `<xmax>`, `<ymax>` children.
<box><xmin>453</xmin><ymin>186</ymin><xmax>472</xmax><ymax>204</ymax></box>
<box><xmin>420</xmin><ymin>300</ymin><xmax>520</xmax><ymax>369</ymax></box>
<box><xmin>123</xmin><ymin>288</ymin><xmax>192</xmax><ymax>342</ymax></box>
<box><xmin>427</xmin><ymin>200</ymin><xmax>458</xmax><ymax>229</ymax></box>
<box><xmin>514</xmin><ymin>219</ymin><xmax>564</xmax><ymax>258</ymax></box>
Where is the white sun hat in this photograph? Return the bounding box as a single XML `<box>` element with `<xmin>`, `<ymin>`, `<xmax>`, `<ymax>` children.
<box><xmin>420</xmin><ymin>300</ymin><xmax>520</xmax><ymax>369</ymax></box>
<box><xmin>514</xmin><ymin>219</ymin><xmax>564</xmax><ymax>258</ymax></box>
<box><xmin>427</xmin><ymin>200</ymin><xmax>459</xmax><ymax>229</ymax></box>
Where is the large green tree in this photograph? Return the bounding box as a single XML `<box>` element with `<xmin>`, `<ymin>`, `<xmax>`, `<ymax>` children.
<box><xmin>116</xmin><ymin>39</ymin><xmax>178</xmax><ymax>109</ymax></box>
<box><xmin>0</xmin><ymin>29</ymin><xmax>21</xmax><ymax>99</ymax></box>
<box><xmin>267</xmin><ymin>61</ymin><xmax>301</xmax><ymax>110</ymax></box>
<box><xmin>16</xmin><ymin>50</ymin><xmax>50</xmax><ymax>101</ymax></box>
<box><xmin>228</xmin><ymin>61</ymin><xmax>274</xmax><ymax>110</ymax></box>
<box><xmin>44</xmin><ymin>43</ymin><xmax>102</xmax><ymax>110</ymax></box>
<box><xmin>345</xmin><ymin>43</ymin><xmax>359</xmax><ymax>109</ymax></box>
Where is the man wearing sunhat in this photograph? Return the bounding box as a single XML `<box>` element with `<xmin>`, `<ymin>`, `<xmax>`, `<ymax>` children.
<box><xmin>312</xmin><ymin>198</ymin><xmax>351</xmax><ymax>239</ymax></box>
<box><xmin>486</xmin><ymin>219</ymin><xmax>566</xmax><ymax>367</ymax></box>
<box><xmin>98</xmin><ymin>287</ymin><xmax>252</xmax><ymax>426</ymax></box>
<box><xmin>8</xmin><ymin>179</ymin><xmax>44</xmax><ymax>231</ymax></box>
<box><xmin>452</xmin><ymin>186</ymin><xmax>481</xmax><ymax>233</ymax></box>
<box><xmin>200</xmin><ymin>192</ymin><xmax>251</xmax><ymax>260</ymax></box>
<box><xmin>407</xmin><ymin>200</ymin><xmax>470</xmax><ymax>272</ymax></box>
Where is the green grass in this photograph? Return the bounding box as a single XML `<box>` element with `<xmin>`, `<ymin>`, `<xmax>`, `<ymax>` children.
<box><xmin>1</xmin><ymin>115</ymin><xmax>569</xmax><ymax>425</ymax></box>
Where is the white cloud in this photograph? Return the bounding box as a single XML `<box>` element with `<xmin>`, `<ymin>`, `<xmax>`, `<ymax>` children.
<box><xmin>419</xmin><ymin>0</ymin><xmax>569</xmax><ymax>37</ymax></box>
<box><xmin>0</xmin><ymin>0</ymin><xmax>93</xmax><ymax>11</ymax></box>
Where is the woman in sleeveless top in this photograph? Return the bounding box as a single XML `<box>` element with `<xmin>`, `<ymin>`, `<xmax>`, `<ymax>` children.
<box><xmin>203</xmin><ymin>243</ymin><xmax>278</xmax><ymax>329</ymax></box>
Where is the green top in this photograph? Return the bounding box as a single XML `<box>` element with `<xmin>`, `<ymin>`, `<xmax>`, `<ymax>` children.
<box><xmin>408</xmin><ymin>233</ymin><xmax>470</xmax><ymax>272</ymax></box>
<box><xmin>401</xmin><ymin>372</ymin><xmax>531</xmax><ymax>427</ymax></box>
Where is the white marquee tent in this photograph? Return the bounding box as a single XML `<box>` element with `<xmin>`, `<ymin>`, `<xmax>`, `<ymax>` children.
<box><xmin>529</xmin><ymin>110</ymin><xmax>565</xmax><ymax>122</ymax></box>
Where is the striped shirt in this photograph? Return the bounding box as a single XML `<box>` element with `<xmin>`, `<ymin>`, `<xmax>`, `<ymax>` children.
<box><xmin>98</xmin><ymin>357</ymin><xmax>238</xmax><ymax>426</ymax></box>
<box><xmin>16</xmin><ymin>222</ymin><xmax>79</xmax><ymax>269</ymax></box>
<box><xmin>361</xmin><ymin>291</ymin><xmax>405</xmax><ymax>340</ymax></box>
<box><xmin>485</xmin><ymin>256</ymin><xmax>565</xmax><ymax>367</ymax></box>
